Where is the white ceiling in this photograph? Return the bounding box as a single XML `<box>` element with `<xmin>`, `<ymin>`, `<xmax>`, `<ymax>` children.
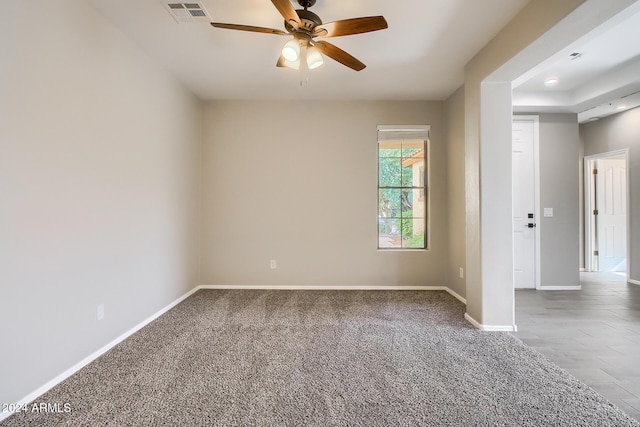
<box><xmin>87</xmin><ymin>0</ymin><xmax>529</xmax><ymax>100</ymax></box>
<box><xmin>513</xmin><ymin>3</ymin><xmax>640</xmax><ymax>123</ymax></box>
<box><xmin>85</xmin><ymin>0</ymin><xmax>640</xmax><ymax>122</ymax></box>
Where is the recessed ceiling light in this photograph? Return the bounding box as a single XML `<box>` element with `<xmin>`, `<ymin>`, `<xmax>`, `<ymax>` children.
<box><xmin>588</xmin><ymin>117</ymin><xmax>599</xmax><ymax>122</ymax></box>
<box><xmin>616</xmin><ymin>105</ymin><xmax>627</xmax><ymax>110</ymax></box>
<box><xmin>544</xmin><ymin>77</ymin><xmax>560</xmax><ymax>87</ymax></box>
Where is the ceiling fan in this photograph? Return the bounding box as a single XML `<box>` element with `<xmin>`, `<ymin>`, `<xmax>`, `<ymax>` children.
<box><xmin>210</xmin><ymin>0</ymin><xmax>388</xmax><ymax>71</ymax></box>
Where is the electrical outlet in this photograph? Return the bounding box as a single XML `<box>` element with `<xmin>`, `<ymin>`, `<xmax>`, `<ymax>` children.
<box><xmin>459</xmin><ymin>268</ymin><xmax>464</xmax><ymax>279</ymax></box>
<box><xmin>97</xmin><ymin>304</ymin><xmax>105</xmax><ymax>321</ymax></box>
<box><xmin>270</xmin><ymin>260</ymin><xmax>277</xmax><ymax>269</ymax></box>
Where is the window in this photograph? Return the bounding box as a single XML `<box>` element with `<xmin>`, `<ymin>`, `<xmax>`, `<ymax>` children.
<box><xmin>377</xmin><ymin>125</ymin><xmax>429</xmax><ymax>249</ymax></box>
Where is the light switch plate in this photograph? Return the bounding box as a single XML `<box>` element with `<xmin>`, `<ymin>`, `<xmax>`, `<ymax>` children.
<box><xmin>544</xmin><ymin>208</ymin><xmax>553</xmax><ymax>217</ymax></box>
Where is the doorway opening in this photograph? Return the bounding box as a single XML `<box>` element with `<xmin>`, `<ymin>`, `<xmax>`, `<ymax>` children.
<box><xmin>584</xmin><ymin>150</ymin><xmax>629</xmax><ymax>278</ymax></box>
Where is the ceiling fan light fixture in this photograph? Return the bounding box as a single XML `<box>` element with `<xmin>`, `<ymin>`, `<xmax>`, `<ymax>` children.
<box><xmin>282</xmin><ymin>39</ymin><xmax>300</xmax><ymax>62</ymax></box>
<box><xmin>284</xmin><ymin>58</ymin><xmax>301</xmax><ymax>70</ymax></box>
<box><xmin>306</xmin><ymin>46</ymin><xmax>323</xmax><ymax>69</ymax></box>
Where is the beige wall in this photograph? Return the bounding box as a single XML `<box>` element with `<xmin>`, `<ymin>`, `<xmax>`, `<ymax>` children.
<box><xmin>201</xmin><ymin>101</ymin><xmax>447</xmax><ymax>287</ymax></box>
<box><xmin>581</xmin><ymin>107</ymin><xmax>640</xmax><ymax>283</ymax></box>
<box><xmin>537</xmin><ymin>114</ymin><xmax>581</xmax><ymax>287</ymax></box>
<box><xmin>0</xmin><ymin>0</ymin><xmax>201</xmax><ymax>405</ymax></box>
<box><xmin>445</xmin><ymin>86</ymin><xmax>466</xmax><ymax>298</ymax></box>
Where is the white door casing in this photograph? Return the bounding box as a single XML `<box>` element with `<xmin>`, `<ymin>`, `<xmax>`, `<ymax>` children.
<box><xmin>584</xmin><ymin>149</ymin><xmax>630</xmax><ymax>275</ymax></box>
<box><xmin>512</xmin><ymin>117</ymin><xmax>539</xmax><ymax>289</ymax></box>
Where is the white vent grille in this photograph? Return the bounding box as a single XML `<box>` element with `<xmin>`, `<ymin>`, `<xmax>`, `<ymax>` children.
<box><xmin>163</xmin><ymin>2</ymin><xmax>211</xmax><ymax>23</ymax></box>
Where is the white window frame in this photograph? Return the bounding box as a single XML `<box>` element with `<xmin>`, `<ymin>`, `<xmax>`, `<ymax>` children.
<box><xmin>377</xmin><ymin>125</ymin><xmax>430</xmax><ymax>250</ymax></box>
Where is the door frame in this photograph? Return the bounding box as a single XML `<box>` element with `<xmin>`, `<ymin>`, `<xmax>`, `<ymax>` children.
<box><xmin>512</xmin><ymin>115</ymin><xmax>541</xmax><ymax>290</ymax></box>
<box><xmin>583</xmin><ymin>149</ymin><xmax>630</xmax><ymax>277</ymax></box>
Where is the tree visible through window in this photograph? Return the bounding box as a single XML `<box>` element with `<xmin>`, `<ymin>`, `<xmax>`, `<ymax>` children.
<box><xmin>377</xmin><ymin>126</ymin><xmax>429</xmax><ymax>249</ymax></box>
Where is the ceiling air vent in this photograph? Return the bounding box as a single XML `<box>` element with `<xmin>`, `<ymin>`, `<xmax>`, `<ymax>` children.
<box><xmin>163</xmin><ymin>2</ymin><xmax>210</xmax><ymax>23</ymax></box>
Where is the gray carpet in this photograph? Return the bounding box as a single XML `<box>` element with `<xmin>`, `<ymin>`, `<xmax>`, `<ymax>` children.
<box><xmin>2</xmin><ymin>290</ymin><xmax>638</xmax><ymax>426</ymax></box>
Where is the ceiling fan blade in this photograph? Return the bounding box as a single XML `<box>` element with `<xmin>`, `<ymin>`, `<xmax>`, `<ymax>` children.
<box><xmin>314</xmin><ymin>41</ymin><xmax>366</xmax><ymax>71</ymax></box>
<box><xmin>271</xmin><ymin>0</ymin><xmax>301</xmax><ymax>26</ymax></box>
<box><xmin>313</xmin><ymin>16</ymin><xmax>388</xmax><ymax>38</ymax></box>
<box><xmin>210</xmin><ymin>22</ymin><xmax>288</xmax><ymax>36</ymax></box>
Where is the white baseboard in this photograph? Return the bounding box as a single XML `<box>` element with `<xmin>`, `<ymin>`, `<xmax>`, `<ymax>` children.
<box><xmin>0</xmin><ymin>285</ymin><xmax>201</xmax><ymax>423</ymax></box>
<box><xmin>537</xmin><ymin>286</ymin><xmax>582</xmax><ymax>290</ymax></box>
<box><xmin>464</xmin><ymin>313</ymin><xmax>517</xmax><ymax>332</ymax></box>
<box><xmin>629</xmin><ymin>279</ymin><xmax>640</xmax><ymax>286</ymax></box>
<box><xmin>199</xmin><ymin>284</ymin><xmax>447</xmax><ymax>291</ymax></box>
<box><xmin>444</xmin><ymin>288</ymin><xmax>467</xmax><ymax>304</ymax></box>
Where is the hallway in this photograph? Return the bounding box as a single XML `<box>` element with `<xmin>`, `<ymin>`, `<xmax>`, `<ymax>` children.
<box><xmin>513</xmin><ymin>273</ymin><xmax>640</xmax><ymax>421</ymax></box>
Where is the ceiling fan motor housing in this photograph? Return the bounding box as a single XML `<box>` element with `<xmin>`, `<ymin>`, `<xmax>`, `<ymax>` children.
<box><xmin>285</xmin><ymin>9</ymin><xmax>322</xmax><ymax>33</ymax></box>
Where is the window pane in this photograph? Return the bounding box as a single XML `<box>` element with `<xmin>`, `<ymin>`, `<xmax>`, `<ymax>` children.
<box><xmin>400</xmin><ymin>190</ymin><xmax>412</xmax><ymax>215</ymax></box>
<box><xmin>398</xmin><ymin>190</ymin><xmax>425</xmax><ymax>249</ymax></box>
<box><xmin>378</xmin><ymin>214</ymin><xmax>393</xmax><ymax>235</ymax></box>
<box><xmin>379</xmin><ymin>147</ymin><xmax>402</xmax><ymax>158</ymax></box>
<box><xmin>401</xmin><ymin>157</ymin><xmax>425</xmax><ymax>187</ymax></box>
<box><xmin>379</xmin><ymin>189</ymin><xmax>402</xmax><ymax>218</ymax></box>
<box><xmin>402</xmin><ymin>217</ymin><xmax>425</xmax><ymax>248</ymax></box>
<box><xmin>400</xmin><ymin>189</ymin><xmax>426</xmax><ymax>217</ymax></box>
<box><xmin>399</xmin><ymin>216</ymin><xmax>420</xmax><ymax>246</ymax></box>
<box><xmin>401</xmin><ymin>162</ymin><xmax>414</xmax><ymax>187</ymax></box>
<box><xmin>378</xmin><ymin>216</ymin><xmax>400</xmax><ymax>237</ymax></box>
<box><xmin>378</xmin><ymin>157</ymin><xmax>401</xmax><ymax>187</ymax></box>
<box><xmin>379</xmin><ymin>229</ymin><xmax>401</xmax><ymax>249</ymax></box>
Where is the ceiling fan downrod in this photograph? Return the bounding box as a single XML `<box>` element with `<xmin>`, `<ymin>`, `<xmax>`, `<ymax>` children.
<box><xmin>297</xmin><ymin>0</ymin><xmax>316</xmax><ymax>10</ymax></box>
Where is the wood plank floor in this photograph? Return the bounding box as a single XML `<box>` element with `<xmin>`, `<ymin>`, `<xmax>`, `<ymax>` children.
<box><xmin>513</xmin><ymin>272</ymin><xmax>640</xmax><ymax>422</ymax></box>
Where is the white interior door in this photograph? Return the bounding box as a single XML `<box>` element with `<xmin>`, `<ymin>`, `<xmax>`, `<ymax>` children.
<box><xmin>595</xmin><ymin>158</ymin><xmax>627</xmax><ymax>271</ymax></box>
<box><xmin>512</xmin><ymin>118</ymin><xmax>537</xmax><ymax>289</ymax></box>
